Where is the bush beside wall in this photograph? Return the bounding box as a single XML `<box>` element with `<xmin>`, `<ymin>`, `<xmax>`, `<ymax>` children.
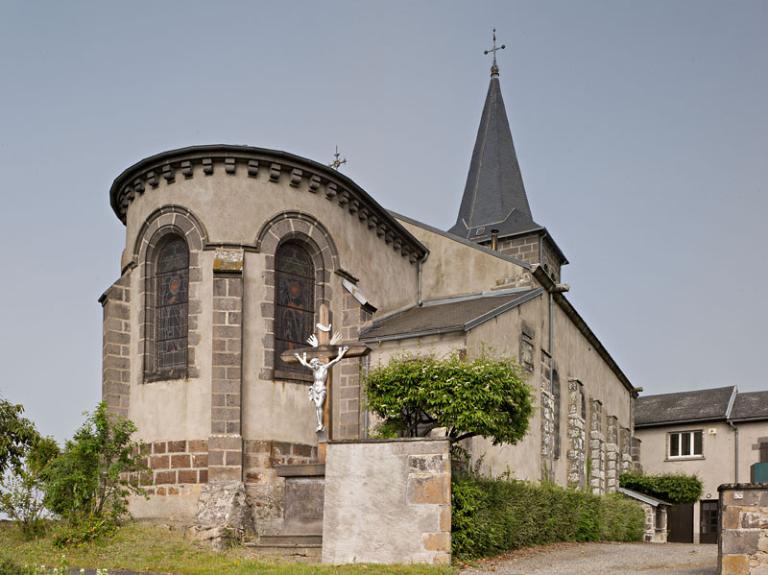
<box><xmin>619</xmin><ymin>472</ymin><xmax>702</xmax><ymax>505</ymax></box>
<box><xmin>452</xmin><ymin>475</ymin><xmax>644</xmax><ymax>559</ymax></box>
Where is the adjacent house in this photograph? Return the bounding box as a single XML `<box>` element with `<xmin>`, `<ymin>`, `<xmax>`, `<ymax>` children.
<box><xmin>634</xmin><ymin>386</ymin><xmax>768</xmax><ymax>544</ymax></box>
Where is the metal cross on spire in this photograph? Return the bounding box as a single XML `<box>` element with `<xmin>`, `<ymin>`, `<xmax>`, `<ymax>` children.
<box><xmin>484</xmin><ymin>28</ymin><xmax>505</xmax><ymax>77</ymax></box>
<box><xmin>329</xmin><ymin>145</ymin><xmax>347</xmax><ymax>170</ymax></box>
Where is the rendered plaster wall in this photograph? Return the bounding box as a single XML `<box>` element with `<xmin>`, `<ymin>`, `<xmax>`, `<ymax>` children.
<box><xmin>463</xmin><ymin>295</ymin><xmax>633</xmax><ymax>491</ymax></box>
<box><xmin>322</xmin><ymin>439</ymin><xmax>451</xmax><ymax>565</ymax></box>
<box><xmin>636</xmin><ymin>421</ymin><xmax>736</xmax><ymax>544</ymax></box>
<box><xmin>636</xmin><ymin>422</ymin><xmax>736</xmax><ymax>500</ymax></box>
<box><xmin>736</xmin><ymin>421</ymin><xmax>768</xmax><ymax>483</ymax></box>
<box><xmin>719</xmin><ymin>485</ymin><xmax>768</xmax><ymax>575</ymax></box>
<box><xmin>397</xmin><ymin>217</ymin><xmax>532</xmax><ymax>300</ymax></box>
<box><xmin>465</xmin><ymin>297</ymin><xmax>545</xmax><ymax>482</ymax></box>
<box><xmin>125</xmin><ymin>247</ymin><xmax>214</xmax><ymax>443</ymax></box>
<box><xmin>123</xmin><ymin>169</ymin><xmax>419</xmax><ymax>313</ymax></box>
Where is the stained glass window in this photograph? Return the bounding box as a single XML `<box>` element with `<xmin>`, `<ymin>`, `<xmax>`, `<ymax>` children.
<box><xmin>155</xmin><ymin>236</ymin><xmax>189</xmax><ymax>374</ymax></box>
<box><xmin>275</xmin><ymin>241</ymin><xmax>315</xmax><ymax>378</ymax></box>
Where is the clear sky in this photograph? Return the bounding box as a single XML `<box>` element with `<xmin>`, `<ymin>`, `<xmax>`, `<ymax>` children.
<box><xmin>0</xmin><ymin>1</ymin><xmax>765</xmax><ymax>441</ymax></box>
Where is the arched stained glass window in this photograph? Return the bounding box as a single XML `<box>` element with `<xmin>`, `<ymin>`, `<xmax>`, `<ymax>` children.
<box><xmin>155</xmin><ymin>236</ymin><xmax>189</xmax><ymax>375</ymax></box>
<box><xmin>275</xmin><ymin>241</ymin><xmax>315</xmax><ymax>379</ymax></box>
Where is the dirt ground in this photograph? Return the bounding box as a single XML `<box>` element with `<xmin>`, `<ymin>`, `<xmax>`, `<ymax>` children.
<box><xmin>460</xmin><ymin>542</ymin><xmax>718</xmax><ymax>575</ymax></box>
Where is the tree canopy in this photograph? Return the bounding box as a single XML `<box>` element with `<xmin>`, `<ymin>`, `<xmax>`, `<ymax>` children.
<box><xmin>364</xmin><ymin>353</ymin><xmax>533</xmax><ymax>445</ymax></box>
<box><xmin>0</xmin><ymin>398</ymin><xmax>38</xmax><ymax>475</ymax></box>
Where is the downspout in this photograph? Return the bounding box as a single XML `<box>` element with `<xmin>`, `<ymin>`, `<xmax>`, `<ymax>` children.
<box><xmin>725</xmin><ymin>388</ymin><xmax>739</xmax><ymax>483</ymax></box>
<box><xmin>417</xmin><ymin>250</ymin><xmax>429</xmax><ymax>306</ymax></box>
<box><xmin>727</xmin><ymin>420</ymin><xmax>739</xmax><ymax>483</ymax></box>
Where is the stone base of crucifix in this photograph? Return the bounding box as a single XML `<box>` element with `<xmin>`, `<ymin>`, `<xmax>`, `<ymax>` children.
<box><xmin>280</xmin><ymin>303</ymin><xmax>370</xmax><ymax>463</ymax></box>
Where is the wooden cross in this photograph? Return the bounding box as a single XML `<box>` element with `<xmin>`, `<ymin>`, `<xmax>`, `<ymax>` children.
<box><xmin>484</xmin><ymin>28</ymin><xmax>505</xmax><ymax>76</ymax></box>
<box><xmin>280</xmin><ymin>303</ymin><xmax>369</xmax><ymax>458</ymax></box>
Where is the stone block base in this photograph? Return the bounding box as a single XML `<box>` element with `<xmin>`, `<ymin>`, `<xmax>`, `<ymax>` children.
<box><xmin>194</xmin><ymin>481</ymin><xmax>253</xmax><ymax>549</ymax></box>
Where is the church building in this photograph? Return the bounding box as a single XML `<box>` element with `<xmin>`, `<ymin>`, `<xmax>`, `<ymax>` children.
<box><xmin>100</xmin><ymin>53</ymin><xmax>638</xmax><ymax>533</ymax></box>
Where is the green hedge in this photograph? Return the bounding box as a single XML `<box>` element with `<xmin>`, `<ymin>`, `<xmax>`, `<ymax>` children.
<box><xmin>452</xmin><ymin>475</ymin><xmax>645</xmax><ymax>559</ymax></box>
<box><xmin>619</xmin><ymin>472</ymin><xmax>702</xmax><ymax>505</ymax></box>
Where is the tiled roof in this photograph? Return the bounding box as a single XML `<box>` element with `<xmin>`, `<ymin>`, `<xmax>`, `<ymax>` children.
<box><xmin>635</xmin><ymin>386</ymin><xmax>736</xmax><ymax>428</ymax></box>
<box><xmin>359</xmin><ymin>288</ymin><xmax>543</xmax><ymax>342</ymax></box>
<box><xmin>730</xmin><ymin>391</ymin><xmax>768</xmax><ymax>422</ymax></box>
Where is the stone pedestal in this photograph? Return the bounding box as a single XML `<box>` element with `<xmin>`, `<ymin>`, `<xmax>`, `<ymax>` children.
<box><xmin>275</xmin><ymin>464</ymin><xmax>326</xmax><ymax>537</ymax></box>
<box><xmin>190</xmin><ymin>481</ymin><xmax>253</xmax><ymax>549</ymax></box>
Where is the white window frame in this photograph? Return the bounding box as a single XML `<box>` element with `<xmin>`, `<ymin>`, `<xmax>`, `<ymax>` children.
<box><xmin>668</xmin><ymin>430</ymin><xmax>703</xmax><ymax>459</ymax></box>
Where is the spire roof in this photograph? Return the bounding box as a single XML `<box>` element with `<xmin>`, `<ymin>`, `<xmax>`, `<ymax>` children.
<box><xmin>449</xmin><ymin>73</ymin><xmax>541</xmax><ymax>240</ymax></box>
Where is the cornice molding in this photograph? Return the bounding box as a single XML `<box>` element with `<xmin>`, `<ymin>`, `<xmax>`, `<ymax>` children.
<box><xmin>110</xmin><ymin>145</ymin><xmax>428</xmax><ymax>265</ymax></box>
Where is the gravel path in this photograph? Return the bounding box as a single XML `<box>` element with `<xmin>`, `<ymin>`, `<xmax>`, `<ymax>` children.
<box><xmin>460</xmin><ymin>542</ymin><xmax>718</xmax><ymax>575</ymax></box>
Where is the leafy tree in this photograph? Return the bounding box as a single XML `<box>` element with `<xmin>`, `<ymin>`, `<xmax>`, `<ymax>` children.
<box><xmin>364</xmin><ymin>353</ymin><xmax>533</xmax><ymax>445</ymax></box>
<box><xmin>0</xmin><ymin>436</ymin><xmax>59</xmax><ymax>538</ymax></box>
<box><xmin>0</xmin><ymin>398</ymin><xmax>38</xmax><ymax>475</ymax></box>
<box><xmin>40</xmin><ymin>402</ymin><xmax>147</xmax><ymax>544</ymax></box>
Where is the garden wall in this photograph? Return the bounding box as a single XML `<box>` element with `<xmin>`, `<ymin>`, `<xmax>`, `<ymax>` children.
<box><xmin>321</xmin><ymin>438</ymin><xmax>451</xmax><ymax>565</ymax></box>
<box><xmin>719</xmin><ymin>484</ymin><xmax>768</xmax><ymax>575</ymax></box>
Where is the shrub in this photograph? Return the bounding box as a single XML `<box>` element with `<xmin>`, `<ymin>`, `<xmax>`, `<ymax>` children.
<box><xmin>40</xmin><ymin>402</ymin><xmax>147</xmax><ymax>545</ymax></box>
<box><xmin>451</xmin><ymin>474</ymin><xmax>645</xmax><ymax>559</ymax></box>
<box><xmin>365</xmin><ymin>353</ymin><xmax>533</xmax><ymax>445</ymax></box>
<box><xmin>0</xmin><ymin>436</ymin><xmax>59</xmax><ymax>538</ymax></box>
<box><xmin>619</xmin><ymin>471</ymin><xmax>702</xmax><ymax>505</ymax></box>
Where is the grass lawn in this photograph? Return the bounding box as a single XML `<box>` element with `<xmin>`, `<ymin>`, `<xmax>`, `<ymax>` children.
<box><xmin>0</xmin><ymin>522</ymin><xmax>455</xmax><ymax>575</ymax></box>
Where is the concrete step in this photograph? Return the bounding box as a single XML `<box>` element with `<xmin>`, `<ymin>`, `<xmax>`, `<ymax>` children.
<box><xmin>245</xmin><ymin>534</ymin><xmax>322</xmax><ymax>548</ymax></box>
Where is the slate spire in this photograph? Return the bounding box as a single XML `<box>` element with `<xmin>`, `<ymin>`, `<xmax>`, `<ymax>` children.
<box><xmin>449</xmin><ymin>63</ymin><xmax>541</xmax><ymax>240</ymax></box>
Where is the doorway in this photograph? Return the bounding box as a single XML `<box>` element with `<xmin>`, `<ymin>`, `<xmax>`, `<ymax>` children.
<box><xmin>700</xmin><ymin>500</ymin><xmax>719</xmax><ymax>544</ymax></box>
<box><xmin>668</xmin><ymin>503</ymin><xmax>694</xmax><ymax>543</ymax></box>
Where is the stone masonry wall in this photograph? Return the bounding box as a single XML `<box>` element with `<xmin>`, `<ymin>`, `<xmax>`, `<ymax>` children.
<box><xmin>322</xmin><ymin>439</ymin><xmax>451</xmax><ymax>565</ymax></box>
<box><xmin>620</xmin><ymin>427</ymin><xmax>632</xmax><ymax>474</ymax></box>
<box><xmin>209</xmin><ymin>249</ymin><xmax>244</xmax><ymax>482</ymax></box>
<box><xmin>244</xmin><ymin>439</ymin><xmax>318</xmax><ymax>535</ymax></box>
<box><xmin>335</xmin><ymin>289</ymin><xmax>373</xmax><ymax>439</ymax></box>
<box><xmin>142</xmin><ymin>439</ymin><xmax>209</xmax><ymax>494</ymax></box>
<box><xmin>497</xmin><ymin>234</ymin><xmax>540</xmax><ymax>265</ymax></box>
<box><xmin>590</xmin><ymin>400</ymin><xmax>606</xmax><ymax>495</ymax></box>
<box><xmin>540</xmin><ymin>351</ymin><xmax>555</xmax><ymax>481</ymax></box>
<box><xmin>101</xmin><ymin>273</ymin><xmax>132</xmax><ymax>418</ymax></box>
<box><xmin>719</xmin><ymin>484</ymin><xmax>768</xmax><ymax>575</ymax></box>
<box><xmin>567</xmin><ymin>380</ymin><xmax>586</xmax><ymax>489</ymax></box>
<box><xmin>606</xmin><ymin>415</ymin><xmax>619</xmax><ymax>493</ymax></box>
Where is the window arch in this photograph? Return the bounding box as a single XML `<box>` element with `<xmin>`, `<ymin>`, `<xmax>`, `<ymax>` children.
<box><xmin>151</xmin><ymin>235</ymin><xmax>189</xmax><ymax>379</ymax></box>
<box><xmin>274</xmin><ymin>240</ymin><xmax>315</xmax><ymax>380</ymax></box>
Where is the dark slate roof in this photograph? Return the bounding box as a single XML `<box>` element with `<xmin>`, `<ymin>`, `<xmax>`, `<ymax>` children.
<box><xmin>449</xmin><ymin>76</ymin><xmax>541</xmax><ymax>241</ymax></box>
<box><xmin>359</xmin><ymin>288</ymin><xmax>544</xmax><ymax>342</ymax></box>
<box><xmin>635</xmin><ymin>386</ymin><xmax>736</xmax><ymax>428</ymax></box>
<box><xmin>730</xmin><ymin>391</ymin><xmax>768</xmax><ymax>422</ymax></box>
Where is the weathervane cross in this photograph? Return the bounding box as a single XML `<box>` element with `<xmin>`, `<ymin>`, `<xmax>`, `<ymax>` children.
<box><xmin>484</xmin><ymin>28</ymin><xmax>505</xmax><ymax>77</ymax></box>
<box><xmin>329</xmin><ymin>145</ymin><xmax>347</xmax><ymax>170</ymax></box>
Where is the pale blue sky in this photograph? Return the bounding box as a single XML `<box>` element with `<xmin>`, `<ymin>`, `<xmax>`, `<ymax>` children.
<box><xmin>0</xmin><ymin>1</ymin><xmax>765</xmax><ymax>440</ymax></box>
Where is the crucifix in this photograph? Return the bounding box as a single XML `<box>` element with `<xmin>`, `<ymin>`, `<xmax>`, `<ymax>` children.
<box><xmin>280</xmin><ymin>303</ymin><xmax>369</xmax><ymax>460</ymax></box>
<box><xmin>484</xmin><ymin>28</ymin><xmax>505</xmax><ymax>77</ymax></box>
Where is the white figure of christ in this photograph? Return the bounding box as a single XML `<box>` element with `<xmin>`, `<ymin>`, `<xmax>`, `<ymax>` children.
<box><xmin>295</xmin><ymin>346</ymin><xmax>349</xmax><ymax>432</ymax></box>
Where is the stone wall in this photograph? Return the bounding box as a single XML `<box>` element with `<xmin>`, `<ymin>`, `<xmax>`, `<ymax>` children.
<box><xmin>101</xmin><ymin>273</ymin><xmax>132</xmax><ymax>418</ymax></box>
<box><xmin>540</xmin><ymin>351</ymin><xmax>555</xmax><ymax>482</ymax></box>
<box><xmin>143</xmin><ymin>439</ymin><xmax>209</xmax><ymax>491</ymax></box>
<box><xmin>606</xmin><ymin>415</ymin><xmax>619</xmax><ymax>493</ymax></box>
<box><xmin>322</xmin><ymin>439</ymin><xmax>451</xmax><ymax>565</ymax></box>
<box><xmin>590</xmin><ymin>399</ymin><xmax>606</xmax><ymax>495</ymax></box>
<box><xmin>567</xmin><ymin>380</ymin><xmax>586</xmax><ymax>489</ymax></box>
<box><xmin>719</xmin><ymin>484</ymin><xmax>768</xmax><ymax>575</ymax></box>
